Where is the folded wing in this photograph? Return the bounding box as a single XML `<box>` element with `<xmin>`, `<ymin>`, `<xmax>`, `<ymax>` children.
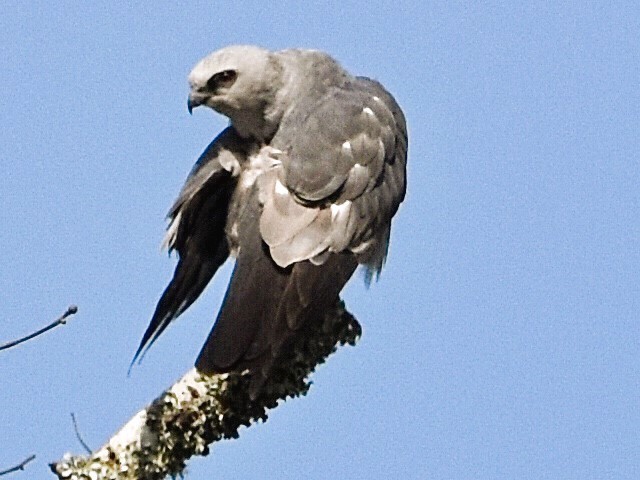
<box><xmin>196</xmin><ymin>77</ymin><xmax>407</xmax><ymax>389</ymax></box>
<box><xmin>131</xmin><ymin>128</ymin><xmax>247</xmax><ymax>365</ymax></box>
<box><xmin>260</xmin><ymin>77</ymin><xmax>408</xmax><ymax>279</ymax></box>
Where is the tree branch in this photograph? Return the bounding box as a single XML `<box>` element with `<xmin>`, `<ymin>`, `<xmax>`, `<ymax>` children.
<box><xmin>0</xmin><ymin>455</ymin><xmax>36</xmax><ymax>477</ymax></box>
<box><xmin>51</xmin><ymin>302</ymin><xmax>360</xmax><ymax>480</ymax></box>
<box><xmin>0</xmin><ymin>305</ymin><xmax>78</xmax><ymax>352</ymax></box>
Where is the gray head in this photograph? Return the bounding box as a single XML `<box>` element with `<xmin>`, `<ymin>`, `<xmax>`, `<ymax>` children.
<box><xmin>187</xmin><ymin>45</ymin><xmax>283</xmax><ymax>139</ymax></box>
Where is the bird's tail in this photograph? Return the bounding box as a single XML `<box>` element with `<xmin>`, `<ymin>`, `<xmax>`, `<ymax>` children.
<box><xmin>195</xmin><ymin>190</ymin><xmax>357</xmax><ymax>397</ymax></box>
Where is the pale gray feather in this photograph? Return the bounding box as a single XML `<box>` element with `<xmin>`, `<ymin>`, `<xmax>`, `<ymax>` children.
<box><xmin>135</xmin><ymin>45</ymin><xmax>407</xmax><ymax>391</ymax></box>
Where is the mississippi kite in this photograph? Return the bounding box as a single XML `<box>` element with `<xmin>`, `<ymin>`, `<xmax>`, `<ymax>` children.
<box><xmin>133</xmin><ymin>45</ymin><xmax>407</xmax><ymax>389</ymax></box>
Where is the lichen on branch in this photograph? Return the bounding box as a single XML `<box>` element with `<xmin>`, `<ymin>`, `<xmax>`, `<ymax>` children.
<box><xmin>51</xmin><ymin>302</ymin><xmax>360</xmax><ymax>480</ymax></box>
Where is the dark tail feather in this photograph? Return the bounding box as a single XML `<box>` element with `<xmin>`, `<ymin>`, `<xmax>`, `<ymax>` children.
<box><xmin>195</xmin><ymin>210</ymin><xmax>357</xmax><ymax>396</ymax></box>
<box><xmin>248</xmin><ymin>252</ymin><xmax>357</xmax><ymax>395</ymax></box>
<box><xmin>195</xmin><ymin>216</ymin><xmax>292</xmax><ymax>373</ymax></box>
<box><xmin>194</xmin><ymin>184</ymin><xmax>358</xmax><ymax>397</ymax></box>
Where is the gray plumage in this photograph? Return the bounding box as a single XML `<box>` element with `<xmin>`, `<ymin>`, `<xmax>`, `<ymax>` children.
<box><xmin>133</xmin><ymin>45</ymin><xmax>407</xmax><ymax>392</ymax></box>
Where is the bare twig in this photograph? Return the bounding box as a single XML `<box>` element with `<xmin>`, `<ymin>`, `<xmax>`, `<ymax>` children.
<box><xmin>0</xmin><ymin>455</ymin><xmax>36</xmax><ymax>477</ymax></box>
<box><xmin>71</xmin><ymin>414</ymin><xmax>92</xmax><ymax>454</ymax></box>
<box><xmin>0</xmin><ymin>305</ymin><xmax>78</xmax><ymax>352</ymax></box>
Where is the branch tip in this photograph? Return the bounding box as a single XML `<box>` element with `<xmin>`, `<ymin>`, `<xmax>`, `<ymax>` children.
<box><xmin>0</xmin><ymin>305</ymin><xmax>79</xmax><ymax>352</ymax></box>
<box><xmin>0</xmin><ymin>454</ymin><xmax>36</xmax><ymax>477</ymax></box>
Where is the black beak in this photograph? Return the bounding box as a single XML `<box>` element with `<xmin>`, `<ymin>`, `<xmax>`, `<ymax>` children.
<box><xmin>187</xmin><ymin>95</ymin><xmax>203</xmax><ymax>114</ymax></box>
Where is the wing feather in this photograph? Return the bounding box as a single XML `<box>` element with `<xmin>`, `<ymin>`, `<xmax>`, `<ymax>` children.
<box><xmin>131</xmin><ymin>128</ymin><xmax>247</xmax><ymax>366</ymax></box>
<box><xmin>259</xmin><ymin>77</ymin><xmax>407</xmax><ymax>275</ymax></box>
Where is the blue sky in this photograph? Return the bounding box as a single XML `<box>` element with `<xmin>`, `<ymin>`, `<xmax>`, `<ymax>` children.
<box><xmin>1</xmin><ymin>2</ymin><xmax>639</xmax><ymax>479</ymax></box>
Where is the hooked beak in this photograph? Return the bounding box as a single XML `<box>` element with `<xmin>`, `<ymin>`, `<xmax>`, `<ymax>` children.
<box><xmin>187</xmin><ymin>93</ymin><xmax>205</xmax><ymax>114</ymax></box>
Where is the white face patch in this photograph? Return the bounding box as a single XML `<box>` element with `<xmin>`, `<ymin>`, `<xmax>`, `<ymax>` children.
<box><xmin>363</xmin><ymin>107</ymin><xmax>375</xmax><ymax>117</ymax></box>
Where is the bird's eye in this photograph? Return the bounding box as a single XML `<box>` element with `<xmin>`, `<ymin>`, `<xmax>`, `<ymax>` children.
<box><xmin>206</xmin><ymin>70</ymin><xmax>237</xmax><ymax>91</ymax></box>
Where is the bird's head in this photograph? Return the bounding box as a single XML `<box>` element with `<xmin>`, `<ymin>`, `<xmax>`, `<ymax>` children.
<box><xmin>187</xmin><ymin>45</ymin><xmax>283</xmax><ymax>139</ymax></box>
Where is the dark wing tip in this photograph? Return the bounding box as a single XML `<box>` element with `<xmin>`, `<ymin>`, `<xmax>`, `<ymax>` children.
<box><xmin>129</xmin><ymin>310</ymin><xmax>175</xmax><ymax>373</ymax></box>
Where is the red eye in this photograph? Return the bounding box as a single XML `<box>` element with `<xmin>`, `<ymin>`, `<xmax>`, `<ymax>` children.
<box><xmin>206</xmin><ymin>70</ymin><xmax>237</xmax><ymax>91</ymax></box>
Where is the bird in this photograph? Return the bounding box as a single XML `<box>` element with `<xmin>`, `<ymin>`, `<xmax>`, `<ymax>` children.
<box><xmin>132</xmin><ymin>45</ymin><xmax>407</xmax><ymax>391</ymax></box>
